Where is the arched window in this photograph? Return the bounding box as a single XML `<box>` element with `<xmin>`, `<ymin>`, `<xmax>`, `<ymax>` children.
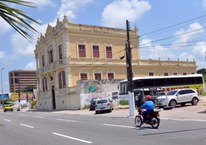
<box><xmin>59</xmin><ymin>71</ymin><xmax>66</xmax><ymax>89</ymax></box>
<box><xmin>62</xmin><ymin>71</ymin><xmax>66</xmax><ymax>87</ymax></box>
<box><xmin>42</xmin><ymin>78</ymin><xmax>44</xmax><ymax>91</ymax></box>
<box><xmin>42</xmin><ymin>77</ymin><xmax>47</xmax><ymax>91</ymax></box>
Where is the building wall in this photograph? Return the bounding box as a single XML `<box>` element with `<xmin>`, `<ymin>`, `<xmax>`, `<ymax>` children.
<box><xmin>9</xmin><ymin>70</ymin><xmax>37</xmax><ymax>93</ymax></box>
<box><xmin>35</xmin><ymin>16</ymin><xmax>197</xmax><ymax>110</ymax></box>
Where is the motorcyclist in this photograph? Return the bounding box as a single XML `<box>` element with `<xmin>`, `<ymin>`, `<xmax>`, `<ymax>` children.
<box><xmin>140</xmin><ymin>95</ymin><xmax>155</xmax><ymax>121</ymax></box>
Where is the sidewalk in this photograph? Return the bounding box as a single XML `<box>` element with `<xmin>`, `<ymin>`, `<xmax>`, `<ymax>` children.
<box><xmin>51</xmin><ymin>96</ymin><xmax>206</xmax><ymax>121</ymax></box>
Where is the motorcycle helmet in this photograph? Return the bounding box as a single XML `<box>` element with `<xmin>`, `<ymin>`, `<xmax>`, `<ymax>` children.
<box><xmin>145</xmin><ymin>95</ymin><xmax>152</xmax><ymax>100</ymax></box>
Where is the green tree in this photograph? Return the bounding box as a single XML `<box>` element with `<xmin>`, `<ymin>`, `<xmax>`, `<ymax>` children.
<box><xmin>197</xmin><ymin>68</ymin><xmax>206</xmax><ymax>80</ymax></box>
<box><xmin>0</xmin><ymin>0</ymin><xmax>40</xmax><ymax>40</ymax></box>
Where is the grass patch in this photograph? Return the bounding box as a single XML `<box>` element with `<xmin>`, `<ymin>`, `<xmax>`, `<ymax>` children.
<box><xmin>119</xmin><ymin>100</ymin><xmax>129</xmax><ymax>105</ymax></box>
<box><xmin>83</xmin><ymin>104</ymin><xmax>90</xmax><ymax>109</ymax></box>
<box><xmin>29</xmin><ymin>100</ymin><xmax>37</xmax><ymax>109</ymax></box>
<box><xmin>202</xmin><ymin>92</ymin><xmax>206</xmax><ymax>96</ymax></box>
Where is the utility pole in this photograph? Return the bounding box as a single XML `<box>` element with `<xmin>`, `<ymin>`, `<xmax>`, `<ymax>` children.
<box><xmin>18</xmin><ymin>79</ymin><xmax>21</xmax><ymax>111</ymax></box>
<box><xmin>126</xmin><ymin>20</ymin><xmax>135</xmax><ymax>117</ymax></box>
<box><xmin>0</xmin><ymin>68</ymin><xmax>4</xmax><ymax>94</ymax></box>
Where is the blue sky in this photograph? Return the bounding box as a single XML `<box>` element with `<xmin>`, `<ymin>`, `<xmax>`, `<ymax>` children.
<box><xmin>1</xmin><ymin>0</ymin><xmax>206</xmax><ymax>93</ymax></box>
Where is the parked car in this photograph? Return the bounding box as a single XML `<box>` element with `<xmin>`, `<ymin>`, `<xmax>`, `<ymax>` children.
<box><xmin>3</xmin><ymin>102</ymin><xmax>14</xmax><ymax>112</ymax></box>
<box><xmin>156</xmin><ymin>88</ymin><xmax>199</xmax><ymax>108</ymax></box>
<box><xmin>95</xmin><ymin>98</ymin><xmax>113</xmax><ymax>114</ymax></box>
<box><xmin>89</xmin><ymin>98</ymin><xmax>97</xmax><ymax>111</ymax></box>
<box><xmin>152</xmin><ymin>91</ymin><xmax>166</xmax><ymax>103</ymax></box>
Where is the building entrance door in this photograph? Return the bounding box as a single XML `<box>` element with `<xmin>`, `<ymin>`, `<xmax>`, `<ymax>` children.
<box><xmin>51</xmin><ymin>86</ymin><xmax>56</xmax><ymax>110</ymax></box>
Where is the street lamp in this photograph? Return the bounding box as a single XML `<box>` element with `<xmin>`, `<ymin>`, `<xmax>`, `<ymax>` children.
<box><xmin>0</xmin><ymin>68</ymin><xmax>4</xmax><ymax>94</ymax></box>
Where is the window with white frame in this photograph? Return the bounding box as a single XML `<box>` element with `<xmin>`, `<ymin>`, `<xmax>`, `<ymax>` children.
<box><xmin>164</xmin><ymin>73</ymin><xmax>169</xmax><ymax>76</ymax></box>
<box><xmin>106</xmin><ymin>46</ymin><xmax>112</xmax><ymax>58</ymax></box>
<box><xmin>94</xmin><ymin>73</ymin><xmax>101</xmax><ymax>80</ymax></box>
<box><xmin>149</xmin><ymin>72</ymin><xmax>154</xmax><ymax>76</ymax></box>
<box><xmin>93</xmin><ymin>45</ymin><xmax>99</xmax><ymax>58</ymax></box>
<box><xmin>79</xmin><ymin>44</ymin><xmax>86</xmax><ymax>58</ymax></box>
<box><xmin>80</xmin><ymin>73</ymin><xmax>87</xmax><ymax>80</ymax></box>
<box><xmin>108</xmin><ymin>73</ymin><xmax>114</xmax><ymax>80</ymax></box>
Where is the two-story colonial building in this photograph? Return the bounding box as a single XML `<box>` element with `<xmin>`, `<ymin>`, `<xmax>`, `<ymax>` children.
<box><xmin>35</xmin><ymin>16</ymin><xmax>196</xmax><ymax>110</ymax></box>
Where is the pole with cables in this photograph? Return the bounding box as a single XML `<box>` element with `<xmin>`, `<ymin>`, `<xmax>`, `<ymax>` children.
<box><xmin>126</xmin><ymin>20</ymin><xmax>135</xmax><ymax>117</ymax></box>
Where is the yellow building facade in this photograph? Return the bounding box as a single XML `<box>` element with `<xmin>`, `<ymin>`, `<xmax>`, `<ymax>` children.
<box><xmin>35</xmin><ymin>16</ymin><xmax>196</xmax><ymax>110</ymax></box>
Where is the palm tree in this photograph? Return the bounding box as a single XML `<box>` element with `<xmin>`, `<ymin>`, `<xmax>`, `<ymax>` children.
<box><xmin>0</xmin><ymin>0</ymin><xmax>40</xmax><ymax>41</ymax></box>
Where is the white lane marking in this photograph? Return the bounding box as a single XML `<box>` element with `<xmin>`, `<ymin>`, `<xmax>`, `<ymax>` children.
<box><xmin>18</xmin><ymin>114</ymin><xmax>26</xmax><ymax>116</ymax></box>
<box><xmin>103</xmin><ymin>123</ymin><xmax>135</xmax><ymax>129</ymax></box>
<box><xmin>32</xmin><ymin>116</ymin><xmax>45</xmax><ymax>119</ymax></box>
<box><xmin>161</xmin><ymin>118</ymin><xmax>206</xmax><ymax>122</ymax></box>
<box><xmin>57</xmin><ymin>118</ymin><xmax>76</xmax><ymax>122</ymax></box>
<box><xmin>4</xmin><ymin>119</ymin><xmax>12</xmax><ymax>122</ymax></box>
<box><xmin>52</xmin><ymin>132</ymin><xmax>92</xmax><ymax>144</ymax></box>
<box><xmin>19</xmin><ymin>123</ymin><xmax>34</xmax><ymax>128</ymax></box>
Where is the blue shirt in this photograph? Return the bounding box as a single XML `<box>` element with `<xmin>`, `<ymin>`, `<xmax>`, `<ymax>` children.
<box><xmin>141</xmin><ymin>100</ymin><xmax>154</xmax><ymax>111</ymax></box>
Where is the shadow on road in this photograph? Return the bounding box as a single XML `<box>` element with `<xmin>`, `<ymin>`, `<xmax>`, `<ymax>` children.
<box><xmin>135</xmin><ymin>126</ymin><xmax>154</xmax><ymax>130</ymax></box>
<box><xmin>198</xmin><ymin>110</ymin><xmax>206</xmax><ymax>114</ymax></box>
<box><xmin>141</xmin><ymin>127</ymin><xmax>206</xmax><ymax>136</ymax></box>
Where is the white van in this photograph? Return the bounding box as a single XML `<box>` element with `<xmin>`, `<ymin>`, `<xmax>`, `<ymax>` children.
<box><xmin>156</xmin><ymin>88</ymin><xmax>199</xmax><ymax>108</ymax></box>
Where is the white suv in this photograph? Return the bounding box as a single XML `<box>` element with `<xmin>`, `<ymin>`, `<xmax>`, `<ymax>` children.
<box><xmin>156</xmin><ymin>88</ymin><xmax>199</xmax><ymax>108</ymax></box>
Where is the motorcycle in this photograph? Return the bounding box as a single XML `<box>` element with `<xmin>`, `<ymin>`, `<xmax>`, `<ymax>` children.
<box><xmin>134</xmin><ymin>108</ymin><xmax>160</xmax><ymax>129</ymax></box>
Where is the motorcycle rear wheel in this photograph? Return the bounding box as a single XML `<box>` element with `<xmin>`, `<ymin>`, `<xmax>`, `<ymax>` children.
<box><xmin>134</xmin><ymin>115</ymin><xmax>142</xmax><ymax>127</ymax></box>
<box><xmin>151</xmin><ymin>117</ymin><xmax>160</xmax><ymax>129</ymax></box>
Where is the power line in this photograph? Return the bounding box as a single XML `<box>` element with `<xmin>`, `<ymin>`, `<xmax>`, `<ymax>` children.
<box><xmin>139</xmin><ymin>38</ymin><xmax>206</xmax><ymax>49</ymax></box>
<box><xmin>141</xmin><ymin>14</ymin><xmax>206</xmax><ymax>37</ymax></box>
<box><xmin>140</xmin><ymin>27</ymin><xmax>206</xmax><ymax>47</ymax></box>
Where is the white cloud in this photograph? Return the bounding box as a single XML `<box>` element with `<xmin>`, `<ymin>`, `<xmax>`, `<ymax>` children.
<box><xmin>0</xmin><ymin>51</ymin><xmax>5</xmax><ymax>59</ymax></box>
<box><xmin>0</xmin><ymin>17</ymin><xmax>11</xmax><ymax>37</ymax></box>
<box><xmin>140</xmin><ymin>22</ymin><xmax>205</xmax><ymax>69</ymax></box>
<box><xmin>178</xmin><ymin>52</ymin><xmax>194</xmax><ymax>61</ymax></box>
<box><xmin>57</xmin><ymin>0</ymin><xmax>94</xmax><ymax>21</ymax></box>
<box><xmin>192</xmin><ymin>42</ymin><xmax>206</xmax><ymax>58</ymax></box>
<box><xmin>202</xmin><ymin>0</ymin><xmax>206</xmax><ymax>9</ymax></box>
<box><xmin>7</xmin><ymin>20</ymin><xmax>48</xmax><ymax>61</ymax></box>
<box><xmin>140</xmin><ymin>38</ymin><xmax>174</xmax><ymax>60</ymax></box>
<box><xmin>24</xmin><ymin>61</ymin><xmax>36</xmax><ymax>70</ymax></box>
<box><xmin>173</xmin><ymin>22</ymin><xmax>204</xmax><ymax>47</ymax></box>
<box><xmin>101</xmin><ymin>0</ymin><xmax>151</xmax><ymax>28</ymax></box>
<box><xmin>10</xmin><ymin>33</ymin><xmax>35</xmax><ymax>57</ymax></box>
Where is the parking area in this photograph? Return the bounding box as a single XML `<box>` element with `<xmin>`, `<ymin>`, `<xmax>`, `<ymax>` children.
<box><xmin>50</xmin><ymin>96</ymin><xmax>206</xmax><ymax>121</ymax></box>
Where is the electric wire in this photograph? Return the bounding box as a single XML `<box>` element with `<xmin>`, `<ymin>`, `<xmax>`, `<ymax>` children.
<box><xmin>141</xmin><ymin>14</ymin><xmax>206</xmax><ymax>37</ymax></box>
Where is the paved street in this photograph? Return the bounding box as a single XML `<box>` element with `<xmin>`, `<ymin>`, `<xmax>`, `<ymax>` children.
<box><xmin>0</xmin><ymin>110</ymin><xmax>206</xmax><ymax>145</ymax></box>
<box><xmin>0</xmin><ymin>97</ymin><xmax>205</xmax><ymax>145</ymax></box>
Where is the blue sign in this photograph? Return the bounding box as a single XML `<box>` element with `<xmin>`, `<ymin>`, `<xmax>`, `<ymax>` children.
<box><xmin>0</xmin><ymin>94</ymin><xmax>9</xmax><ymax>100</ymax></box>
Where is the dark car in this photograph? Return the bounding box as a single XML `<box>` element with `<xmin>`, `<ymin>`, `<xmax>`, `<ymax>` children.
<box><xmin>89</xmin><ymin>98</ymin><xmax>97</xmax><ymax>111</ymax></box>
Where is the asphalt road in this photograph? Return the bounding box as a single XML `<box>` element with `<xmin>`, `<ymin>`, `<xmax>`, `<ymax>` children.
<box><xmin>0</xmin><ymin>111</ymin><xmax>206</xmax><ymax>145</ymax></box>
